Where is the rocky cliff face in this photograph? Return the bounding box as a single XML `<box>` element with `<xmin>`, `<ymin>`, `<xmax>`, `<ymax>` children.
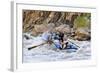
<box><xmin>23</xmin><ymin>10</ymin><xmax>91</xmax><ymax>41</ymax></box>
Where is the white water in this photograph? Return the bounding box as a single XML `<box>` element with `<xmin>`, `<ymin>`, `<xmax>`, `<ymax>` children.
<box><xmin>23</xmin><ymin>33</ymin><xmax>91</xmax><ymax>63</ymax></box>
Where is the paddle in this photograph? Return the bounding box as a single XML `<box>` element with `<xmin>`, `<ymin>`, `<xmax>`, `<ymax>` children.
<box><xmin>28</xmin><ymin>39</ymin><xmax>80</xmax><ymax>50</ymax></box>
<box><xmin>28</xmin><ymin>39</ymin><xmax>54</xmax><ymax>50</ymax></box>
<box><xmin>28</xmin><ymin>42</ymin><xmax>47</xmax><ymax>50</ymax></box>
<box><xmin>67</xmin><ymin>39</ymin><xmax>80</xmax><ymax>48</ymax></box>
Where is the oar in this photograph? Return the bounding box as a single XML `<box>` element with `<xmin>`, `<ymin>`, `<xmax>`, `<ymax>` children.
<box><xmin>67</xmin><ymin>39</ymin><xmax>80</xmax><ymax>48</ymax></box>
<box><xmin>28</xmin><ymin>38</ymin><xmax>80</xmax><ymax>50</ymax></box>
<box><xmin>28</xmin><ymin>42</ymin><xmax>47</xmax><ymax>50</ymax></box>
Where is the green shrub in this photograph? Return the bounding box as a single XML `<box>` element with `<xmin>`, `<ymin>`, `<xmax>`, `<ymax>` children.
<box><xmin>74</xmin><ymin>16</ymin><xmax>89</xmax><ymax>29</ymax></box>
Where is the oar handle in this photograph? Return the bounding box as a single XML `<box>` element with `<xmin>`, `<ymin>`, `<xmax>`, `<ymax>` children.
<box><xmin>28</xmin><ymin>46</ymin><xmax>37</xmax><ymax>50</ymax></box>
<box><xmin>28</xmin><ymin>42</ymin><xmax>47</xmax><ymax>50</ymax></box>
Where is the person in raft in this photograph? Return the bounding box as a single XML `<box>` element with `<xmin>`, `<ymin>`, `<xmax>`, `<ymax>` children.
<box><xmin>52</xmin><ymin>31</ymin><xmax>69</xmax><ymax>50</ymax></box>
<box><xmin>42</xmin><ymin>30</ymin><xmax>53</xmax><ymax>44</ymax></box>
<box><xmin>41</xmin><ymin>31</ymin><xmax>64</xmax><ymax>50</ymax></box>
<box><xmin>42</xmin><ymin>29</ymin><xmax>77</xmax><ymax>50</ymax></box>
<box><xmin>53</xmin><ymin>32</ymin><xmax>77</xmax><ymax>51</ymax></box>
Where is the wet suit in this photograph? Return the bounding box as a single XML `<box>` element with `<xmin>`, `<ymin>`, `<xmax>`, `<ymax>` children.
<box><xmin>59</xmin><ymin>32</ymin><xmax>64</xmax><ymax>42</ymax></box>
<box><xmin>58</xmin><ymin>32</ymin><xmax>64</xmax><ymax>50</ymax></box>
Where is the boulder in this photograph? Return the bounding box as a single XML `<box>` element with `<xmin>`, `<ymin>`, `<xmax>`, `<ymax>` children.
<box><xmin>74</xmin><ymin>28</ymin><xmax>90</xmax><ymax>41</ymax></box>
<box><xmin>31</xmin><ymin>23</ymin><xmax>55</xmax><ymax>36</ymax></box>
<box><xmin>55</xmin><ymin>24</ymin><xmax>71</xmax><ymax>34</ymax></box>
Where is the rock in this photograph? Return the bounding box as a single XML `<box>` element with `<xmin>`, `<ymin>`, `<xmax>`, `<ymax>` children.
<box><xmin>31</xmin><ymin>23</ymin><xmax>55</xmax><ymax>36</ymax></box>
<box><xmin>55</xmin><ymin>24</ymin><xmax>71</xmax><ymax>34</ymax></box>
<box><xmin>23</xmin><ymin>11</ymin><xmax>80</xmax><ymax>32</ymax></box>
<box><xmin>74</xmin><ymin>28</ymin><xmax>90</xmax><ymax>41</ymax></box>
<box><xmin>23</xmin><ymin>10</ymin><xmax>91</xmax><ymax>41</ymax></box>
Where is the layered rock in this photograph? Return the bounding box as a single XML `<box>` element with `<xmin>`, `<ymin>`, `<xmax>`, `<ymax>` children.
<box><xmin>23</xmin><ymin>10</ymin><xmax>81</xmax><ymax>32</ymax></box>
<box><xmin>23</xmin><ymin>10</ymin><xmax>91</xmax><ymax>41</ymax></box>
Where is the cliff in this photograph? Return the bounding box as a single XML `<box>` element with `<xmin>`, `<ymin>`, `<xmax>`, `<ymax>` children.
<box><xmin>23</xmin><ymin>10</ymin><xmax>91</xmax><ymax>41</ymax></box>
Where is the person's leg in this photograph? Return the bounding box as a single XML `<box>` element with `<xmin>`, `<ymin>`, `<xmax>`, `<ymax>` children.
<box><xmin>68</xmin><ymin>44</ymin><xmax>78</xmax><ymax>50</ymax></box>
<box><xmin>63</xmin><ymin>42</ymin><xmax>68</xmax><ymax>49</ymax></box>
